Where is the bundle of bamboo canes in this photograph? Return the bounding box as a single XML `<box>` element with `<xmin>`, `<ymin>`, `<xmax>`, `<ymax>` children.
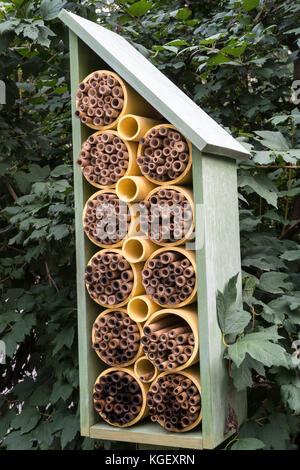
<box><xmin>137</xmin><ymin>124</ymin><xmax>192</xmax><ymax>184</ymax></box>
<box><xmin>85</xmin><ymin>249</ymin><xmax>144</xmax><ymax>307</ymax></box>
<box><xmin>83</xmin><ymin>190</ymin><xmax>131</xmax><ymax>247</ymax></box>
<box><xmin>93</xmin><ymin>370</ymin><xmax>145</xmax><ymax>426</ymax></box>
<box><xmin>75</xmin><ymin>71</ymin><xmax>125</xmax><ymax>128</ymax></box>
<box><xmin>77</xmin><ymin>131</ymin><xmax>139</xmax><ymax>188</ymax></box>
<box><xmin>142</xmin><ymin>249</ymin><xmax>196</xmax><ymax>306</ymax></box>
<box><xmin>147</xmin><ymin>368</ymin><xmax>201</xmax><ymax>432</ymax></box>
<box><xmin>92</xmin><ymin>309</ymin><xmax>142</xmax><ymax>367</ymax></box>
<box><xmin>140</xmin><ymin>186</ymin><xmax>194</xmax><ymax>245</ymax></box>
<box><xmin>141</xmin><ymin>314</ymin><xmax>195</xmax><ymax>372</ymax></box>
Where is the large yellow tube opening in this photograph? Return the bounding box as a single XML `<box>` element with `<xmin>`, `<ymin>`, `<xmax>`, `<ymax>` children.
<box><xmin>118</xmin><ymin>116</ymin><xmax>139</xmax><ymax>140</ymax></box>
<box><xmin>116</xmin><ymin>177</ymin><xmax>137</xmax><ymax>202</ymax></box>
<box><xmin>123</xmin><ymin>238</ymin><xmax>144</xmax><ymax>262</ymax></box>
<box><xmin>135</xmin><ymin>357</ymin><xmax>157</xmax><ymax>383</ymax></box>
<box><xmin>128</xmin><ymin>297</ymin><xmax>150</xmax><ymax>322</ymax></box>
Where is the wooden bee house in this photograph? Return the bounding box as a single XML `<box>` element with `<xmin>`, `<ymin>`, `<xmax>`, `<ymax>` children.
<box><xmin>59</xmin><ymin>9</ymin><xmax>251</xmax><ymax>450</ymax></box>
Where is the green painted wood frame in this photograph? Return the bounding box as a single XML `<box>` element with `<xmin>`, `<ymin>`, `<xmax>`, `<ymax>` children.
<box><xmin>70</xmin><ymin>31</ymin><xmax>247</xmax><ymax>450</ymax></box>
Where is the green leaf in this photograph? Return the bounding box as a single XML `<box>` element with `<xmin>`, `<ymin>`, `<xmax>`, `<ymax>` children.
<box><xmin>49</xmin><ymin>223</ymin><xmax>69</xmax><ymax>240</ymax></box>
<box><xmin>254</xmin><ymin>131</ymin><xmax>290</xmax><ymax>151</ymax></box>
<box><xmin>40</xmin><ymin>0</ymin><xmax>66</xmax><ymax>21</ymax></box>
<box><xmin>259</xmin><ymin>272</ymin><xmax>293</xmax><ymax>294</ymax></box>
<box><xmin>60</xmin><ymin>415</ymin><xmax>79</xmax><ymax>449</ymax></box>
<box><xmin>127</xmin><ymin>1</ymin><xmax>153</xmax><ymax>17</ymax></box>
<box><xmin>11</xmin><ymin>406</ymin><xmax>40</xmax><ymax>434</ymax></box>
<box><xmin>231</xmin><ymin>437</ymin><xmax>265</xmax><ymax>450</ymax></box>
<box><xmin>176</xmin><ymin>8</ymin><xmax>192</xmax><ymax>20</ymax></box>
<box><xmin>52</xmin><ymin>327</ymin><xmax>74</xmax><ymax>355</ymax></box>
<box><xmin>280</xmin><ymin>250</ymin><xmax>300</xmax><ymax>261</ymax></box>
<box><xmin>230</xmin><ymin>354</ymin><xmax>265</xmax><ymax>391</ymax></box>
<box><xmin>228</xmin><ymin>327</ymin><xmax>287</xmax><ymax>368</ymax></box>
<box><xmin>281</xmin><ymin>384</ymin><xmax>300</xmax><ymax>414</ymax></box>
<box><xmin>4</xmin><ymin>431</ymin><xmax>34</xmax><ymax>450</ymax></box>
<box><xmin>51</xmin><ymin>164</ymin><xmax>72</xmax><ymax>177</ymax></box>
<box><xmin>238</xmin><ymin>174</ymin><xmax>278</xmax><ymax>207</ymax></box>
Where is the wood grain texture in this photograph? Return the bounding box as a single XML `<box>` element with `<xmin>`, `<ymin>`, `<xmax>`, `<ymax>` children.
<box><xmin>90</xmin><ymin>422</ymin><xmax>203</xmax><ymax>449</ymax></box>
<box><xmin>60</xmin><ymin>9</ymin><xmax>251</xmax><ymax>161</ymax></box>
<box><xmin>192</xmin><ymin>146</ymin><xmax>247</xmax><ymax>449</ymax></box>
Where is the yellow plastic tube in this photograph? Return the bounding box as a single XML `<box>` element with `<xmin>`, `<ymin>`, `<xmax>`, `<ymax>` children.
<box><xmin>137</xmin><ymin>124</ymin><xmax>192</xmax><ymax>185</ymax></box>
<box><xmin>116</xmin><ymin>176</ymin><xmax>155</xmax><ymax>203</ymax></box>
<box><xmin>86</xmin><ymin>248</ymin><xmax>144</xmax><ymax>308</ymax></box>
<box><xmin>127</xmin><ymin>295</ymin><xmax>160</xmax><ymax>323</ymax></box>
<box><xmin>145</xmin><ymin>185</ymin><xmax>195</xmax><ymax>246</ymax></box>
<box><xmin>122</xmin><ymin>236</ymin><xmax>157</xmax><ymax>263</ymax></box>
<box><xmin>77</xmin><ymin>70</ymin><xmax>161</xmax><ymax>131</ymax></box>
<box><xmin>92</xmin><ymin>308</ymin><xmax>143</xmax><ymax>367</ymax></box>
<box><xmin>94</xmin><ymin>366</ymin><xmax>150</xmax><ymax>427</ymax></box>
<box><xmin>143</xmin><ymin>306</ymin><xmax>199</xmax><ymax>372</ymax></box>
<box><xmin>80</xmin><ymin>130</ymin><xmax>140</xmax><ymax>190</ymax></box>
<box><xmin>145</xmin><ymin>246</ymin><xmax>197</xmax><ymax>308</ymax></box>
<box><xmin>134</xmin><ymin>356</ymin><xmax>159</xmax><ymax>384</ymax></box>
<box><xmin>151</xmin><ymin>365</ymin><xmax>202</xmax><ymax>432</ymax></box>
<box><xmin>117</xmin><ymin>114</ymin><xmax>163</xmax><ymax>142</ymax></box>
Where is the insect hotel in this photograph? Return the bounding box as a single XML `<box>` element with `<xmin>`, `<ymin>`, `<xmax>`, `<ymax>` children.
<box><xmin>59</xmin><ymin>9</ymin><xmax>251</xmax><ymax>450</ymax></box>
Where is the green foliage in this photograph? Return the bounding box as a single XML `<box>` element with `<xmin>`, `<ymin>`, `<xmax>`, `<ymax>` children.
<box><xmin>0</xmin><ymin>0</ymin><xmax>299</xmax><ymax>451</ymax></box>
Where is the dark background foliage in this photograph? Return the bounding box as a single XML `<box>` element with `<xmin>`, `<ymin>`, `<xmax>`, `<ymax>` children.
<box><xmin>0</xmin><ymin>0</ymin><xmax>299</xmax><ymax>450</ymax></box>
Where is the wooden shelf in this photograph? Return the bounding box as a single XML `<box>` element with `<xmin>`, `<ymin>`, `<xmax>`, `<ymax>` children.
<box><xmin>90</xmin><ymin>421</ymin><xmax>203</xmax><ymax>449</ymax></box>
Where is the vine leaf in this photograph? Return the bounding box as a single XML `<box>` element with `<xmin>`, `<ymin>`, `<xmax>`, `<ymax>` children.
<box><xmin>217</xmin><ymin>273</ymin><xmax>251</xmax><ymax>336</ymax></box>
<box><xmin>231</xmin><ymin>437</ymin><xmax>265</xmax><ymax>450</ymax></box>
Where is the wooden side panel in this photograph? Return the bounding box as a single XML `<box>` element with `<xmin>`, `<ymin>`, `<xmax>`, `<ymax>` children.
<box><xmin>192</xmin><ymin>147</ymin><xmax>247</xmax><ymax>449</ymax></box>
<box><xmin>69</xmin><ymin>32</ymin><xmax>108</xmax><ymax>436</ymax></box>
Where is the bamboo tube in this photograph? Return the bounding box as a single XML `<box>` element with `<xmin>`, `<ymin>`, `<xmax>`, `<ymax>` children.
<box><xmin>137</xmin><ymin>124</ymin><xmax>192</xmax><ymax>185</ymax></box>
<box><xmin>134</xmin><ymin>356</ymin><xmax>159</xmax><ymax>383</ymax></box>
<box><xmin>94</xmin><ymin>366</ymin><xmax>150</xmax><ymax>427</ymax></box>
<box><xmin>82</xmin><ymin>189</ymin><xmax>135</xmax><ymax>248</ymax></box>
<box><xmin>117</xmin><ymin>114</ymin><xmax>163</xmax><ymax>142</ymax></box>
<box><xmin>143</xmin><ymin>307</ymin><xmax>199</xmax><ymax>372</ymax></box>
<box><xmin>149</xmin><ymin>365</ymin><xmax>202</xmax><ymax>432</ymax></box>
<box><xmin>145</xmin><ymin>186</ymin><xmax>195</xmax><ymax>246</ymax></box>
<box><xmin>144</xmin><ymin>247</ymin><xmax>197</xmax><ymax>308</ymax></box>
<box><xmin>127</xmin><ymin>294</ymin><xmax>160</xmax><ymax>323</ymax></box>
<box><xmin>86</xmin><ymin>249</ymin><xmax>144</xmax><ymax>308</ymax></box>
<box><xmin>78</xmin><ymin>130</ymin><xmax>140</xmax><ymax>190</ymax></box>
<box><xmin>76</xmin><ymin>70</ymin><xmax>160</xmax><ymax>131</ymax></box>
<box><xmin>116</xmin><ymin>176</ymin><xmax>155</xmax><ymax>203</ymax></box>
<box><xmin>92</xmin><ymin>308</ymin><xmax>143</xmax><ymax>367</ymax></box>
<box><xmin>122</xmin><ymin>236</ymin><xmax>157</xmax><ymax>263</ymax></box>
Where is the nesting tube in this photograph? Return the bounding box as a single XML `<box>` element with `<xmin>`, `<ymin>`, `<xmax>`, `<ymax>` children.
<box><xmin>122</xmin><ymin>236</ymin><xmax>157</xmax><ymax>263</ymax></box>
<box><xmin>127</xmin><ymin>295</ymin><xmax>160</xmax><ymax>323</ymax></box>
<box><xmin>76</xmin><ymin>70</ymin><xmax>160</xmax><ymax>131</ymax></box>
<box><xmin>142</xmin><ymin>307</ymin><xmax>199</xmax><ymax>373</ymax></box>
<box><xmin>93</xmin><ymin>366</ymin><xmax>150</xmax><ymax>427</ymax></box>
<box><xmin>85</xmin><ymin>248</ymin><xmax>144</xmax><ymax>308</ymax></box>
<box><xmin>134</xmin><ymin>356</ymin><xmax>159</xmax><ymax>383</ymax></box>
<box><xmin>117</xmin><ymin>114</ymin><xmax>163</xmax><ymax>142</ymax></box>
<box><xmin>116</xmin><ymin>176</ymin><xmax>155</xmax><ymax>203</ymax></box>
<box><xmin>92</xmin><ymin>308</ymin><xmax>143</xmax><ymax>366</ymax></box>
<box><xmin>143</xmin><ymin>185</ymin><xmax>195</xmax><ymax>246</ymax></box>
<box><xmin>77</xmin><ymin>130</ymin><xmax>141</xmax><ymax>189</ymax></box>
<box><xmin>147</xmin><ymin>365</ymin><xmax>201</xmax><ymax>432</ymax></box>
<box><xmin>137</xmin><ymin>124</ymin><xmax>192</xmax><ymax>185</ymax></box>
<box><xmin>142</xmin><ymin>247</ymin><xmax>197</xmax><ymax>308</ymax></box>
<box><xmin>82</xmin><ymin>190</ymin><xmax>134</xmax><ymax>248</ymax></box>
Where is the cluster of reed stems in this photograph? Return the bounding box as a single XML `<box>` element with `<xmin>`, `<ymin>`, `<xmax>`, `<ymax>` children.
<box><xmin>142</xmin><ymin>251</ymin><xmax>195</xmax><ymax>305</ymax></box>
<box><xmin>85</xmin><ymin>252</ymin><xmax>133</xmax><ymax>306</ymax></box>
<box><xmin>83</xmin><ymin>193</ymin><xmax>130</xmax><ymax>245</ymax></box>
<box><xmin>141</xmin><ymin>316</ymin><xmax>195</xmax><ymax>371</ymax></box>
<box><xmin>147</xmin><ymin>374</ymin><xmax>201</xmax><ymax>431</ymax></box>
<box><xmin>75</xmin><ymin>71</ymin><xmax>124</xmax><ymax>127</ymax></box>
<box><xmin>93</xmin><ymin>371</ymin><xmax>142</xmax><ymax>426</ymax></box>
<box><xmin>137</xmin><ymin>126</ymin><xmax>189</xmax><ymax>182</ymax></box>
<box><xmin>92</xmin><ymin>311</ymin><xmax>140</xmax><ymax>366</ymax></box>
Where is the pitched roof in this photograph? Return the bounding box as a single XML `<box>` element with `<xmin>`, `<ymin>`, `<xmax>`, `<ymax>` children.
<box><xmin>59</xmin><ymin>9</ymin><xmax>251</xmax><ymax>161</ymax></box>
